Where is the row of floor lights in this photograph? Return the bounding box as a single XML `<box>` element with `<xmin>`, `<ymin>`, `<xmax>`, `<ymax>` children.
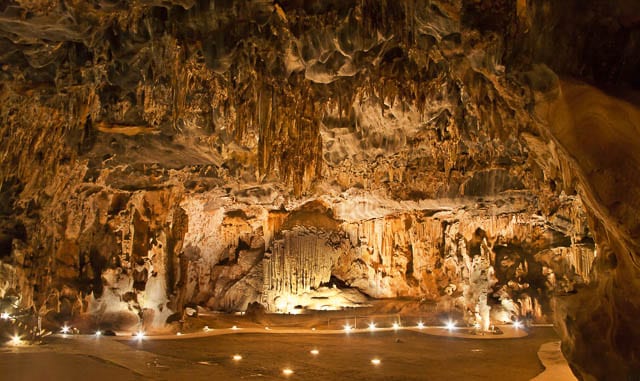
<box><xmin>446</xmin><ymin>320</ymin><xmax>522</xmax><ymax>331</ymax></box>
<box><xmin>230</xmin><ymin>349</ymin><xmax>381</xmax><ymax>376</ymax></box>
<box><xmin>56</xmin><ymin>322</ymin><xmax>410</xmax><ymax>339</ymax></box>
<box><xmin>198</xmin><ymin>324</ymin><xmax>252</xmax><ymax>333</ymax></box>
<box><xmin>341</xmin><ymin>319</ymin><xmax>524</xmax><ymax>332</ymax></box>
<box><xmin>77</xmin><ymin>318</ymin><xmax>516</xmax><ymax>340</ymax></box>
<box><xmin>60</xmin><ymin>324</ymin><xmax>101</xmax><ymax>337</ymax></box>
<box><xmin>88</xmin><ymin>319</ymin><xmax>513</xmax><ymax>340</ymax></box>
<box><xmin>110</xmin><ymin>316</ymin><xmax>498</xmax><ymax>342</ymax></box>
<box><xmin>173</xmin><ymin>319</ymin><xmax>490</xmax><ymax>335</ymax></box>
<box><xmin>231</xmin><ymin>353</ymin><xmax>294</xmax><ymax>376</ymax></box>
<box><xmin>352</xmin><ymin>321</ymin><xmax>430</xmax><ymax>331</ymax></box>
<box><xmin>56</xmin><ymin>317</ymin><xmax>481</xmax><ymax>340</ymax></box>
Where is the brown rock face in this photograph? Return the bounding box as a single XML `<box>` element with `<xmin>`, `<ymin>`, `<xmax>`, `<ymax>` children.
<box><xmin>532</xmin><ymin>80</ymin><xmax>640</xmax><ymax>381</ymax></box>
<box><xmin>0</xmin><ymin>0</ymin><xmax>638</xmax><ymax>378</ymax></box>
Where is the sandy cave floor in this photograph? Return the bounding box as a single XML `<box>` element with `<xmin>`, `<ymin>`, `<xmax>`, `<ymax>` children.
<box><xmin>0</xmin><ymin>326</ymin><xmax>563</xmax><ymax>381</ymax></box>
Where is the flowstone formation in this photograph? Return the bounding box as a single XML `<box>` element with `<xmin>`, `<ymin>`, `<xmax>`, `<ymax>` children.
<box><xmin>0</xmin><ymin>0</ymin><xmax>637</xmax><ymax>379</ymax></box>
<box><xmin>465</xmin><ymin>236</ymin><xmax>493</xmax><ymax>332</ymax></box>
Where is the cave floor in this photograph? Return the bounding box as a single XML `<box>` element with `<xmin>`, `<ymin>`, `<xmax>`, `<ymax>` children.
<box><xmin>0</xmin><ymin>327</ymin><xmax>565</xmax><ymax>381</ymax></box>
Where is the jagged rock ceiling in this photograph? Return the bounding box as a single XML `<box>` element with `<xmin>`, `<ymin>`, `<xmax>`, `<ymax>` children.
<box><xmin>0</xmin><ymin>0</ymin><xmax>639</xmax><ymax>380</ymax></box>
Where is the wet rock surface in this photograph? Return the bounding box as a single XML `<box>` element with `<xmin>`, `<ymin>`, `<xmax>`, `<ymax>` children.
<box><xmin>0</xmin><ymin>1</ymin><xmax>638</xmax><ymax>379</ymax></box>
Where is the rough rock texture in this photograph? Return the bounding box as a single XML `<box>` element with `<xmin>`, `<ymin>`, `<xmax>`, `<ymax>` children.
<box><xmin>0</xmin><ymin>0</ymin><xmax>637</xmax><ymax>379</ymax></box>
<box><xmin>530</xmin><ymin>80</ymin><xmax>640</xmax><ymax>381</ymax></box>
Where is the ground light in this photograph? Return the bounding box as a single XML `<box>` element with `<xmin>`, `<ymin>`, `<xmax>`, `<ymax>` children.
<box><xmin>134</xmin><ymin>331</ymin><xmax>145</xmax><ymax>340</ymax></box>
<box><xmin>446</xmin><ymin>321</ymin><xmax>456</xmax><ymax>331</ymax></box>
<box><xmin>231</xmin><ymin>325</ymin><xmax>239</xmax><ymax>330</ymax></box>
<box><xmin>514</xmin><ymin>321</ymin><xmax>523</xmax><ymax>329</ymax></box>
<box><xmin>417</xmin><ymin>322</ymin><xmax>425</xmax><ymax>329</ymax></box>
<box><xmin>282</xmin><ymin>368</ymin><xmax>294</xmax><ymax>376</ymax></box>
<box><xmin>95</xmin><ymin>330</ymin><xmax>102</xmax><ymax>337</ymax></box>
<box><xmin>371</xmin><ymin>358</ymin><xmax>381</xmax><ymax>365</ymax></box>
<box><xmin>1</xmin><ymin>312</ymin><xmax>9</xmax><ymax>320</ymax></box>
<box><xmin>343</xmin><ymin>324</ymin><xmax>352</xmax><ymax>332</ymax></box>
<box><xmin>310</xmin><ymin>349</ymin><xmax>319</xmax><ymax>355</ymax></box>
<box><xmin>368</xmin><ymin>322</ymin><xmax>376</xmax><ymax>330</ymax></box>
<box><xmin>392</xmin><ymin>322</ymin><xmax>400</xmax><ymax>330</ymax></box>
<box><xmin>203</xmin><ymin>326</ymin><xmax>210</xmax><ymax>332</ymax></box>
<box><xmin>232</xmin><ymin>354</ymin><xmax>242</xmax><ymax>361</ymax></box>
<box><xmin>61</xmin><ymin>325</ymin><xmax>71</xmax><ymax>334</ymax></box>
<box><xmin>10</xmin><ymin>334</ymin><xmax>21</xmax><ymax>345</ymax></box>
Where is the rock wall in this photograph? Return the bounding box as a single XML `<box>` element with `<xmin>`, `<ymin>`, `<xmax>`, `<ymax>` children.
<box><xmin>529</xmin><ymin>79</ymin><xmax>640</xmax><ymax>381</ymax></box>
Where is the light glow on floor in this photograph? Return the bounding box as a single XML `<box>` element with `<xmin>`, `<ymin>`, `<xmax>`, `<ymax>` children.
<box><xmin>282</xmin><ymin>368</ymin><xmax>294</xmax><ymax>376</ymax></box>
<box><xmin>10</xmin><ymin>335</ymin><xmax>21</xmax><ymax>345</ymax></box>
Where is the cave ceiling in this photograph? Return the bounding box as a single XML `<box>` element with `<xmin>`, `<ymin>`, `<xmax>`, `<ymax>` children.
<box><xmin>1</xmin><ymin>1</ymin><xmax>640</xmax><ymax>380</ymax></box>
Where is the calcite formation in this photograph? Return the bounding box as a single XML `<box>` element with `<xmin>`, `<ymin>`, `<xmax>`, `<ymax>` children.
<box><xmin>0</xmin><ymin>0</ymin><xmax>638</xmax><ymax>379</ymax></box>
